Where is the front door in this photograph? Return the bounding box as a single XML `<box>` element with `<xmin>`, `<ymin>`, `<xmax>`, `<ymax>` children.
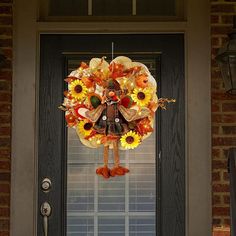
<box><xmin>38</xmin><ymin>34</ymin><xmax>185</xmax><ymax>236</ymax></box>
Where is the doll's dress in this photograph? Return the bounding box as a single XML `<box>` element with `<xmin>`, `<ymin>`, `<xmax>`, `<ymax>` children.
<box><xmin>94</xmin><ymin>101</ymin><xmax>129</xmax><ymax>137</ymax></box>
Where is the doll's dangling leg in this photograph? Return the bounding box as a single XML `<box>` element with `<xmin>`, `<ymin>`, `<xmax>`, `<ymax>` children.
<box><xmin>110</xmin><ymin>140</ymin><xmax>129</xmax><ymax>177</ymax></box>
<box><xmin>96</xmin><ymin>145</ymin><xmax>110</xmax><ymax>179</ymax></box>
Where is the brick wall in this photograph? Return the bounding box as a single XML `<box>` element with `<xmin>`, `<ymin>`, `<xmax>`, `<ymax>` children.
<box><xmin>0</xmin><ymin>0</ymin><xmax>12</xmax><ymax>235</ymax></box>
<box><xmin>211</xmin><ymin>0</ymin><xmax>236</xmax><ymax>235</ymax></box>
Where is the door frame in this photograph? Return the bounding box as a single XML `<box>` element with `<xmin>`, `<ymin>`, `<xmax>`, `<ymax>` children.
<box><xmin>12</xmin><ymin>1</ymin><xmax>211</xmax><ymax>236</ymax></box>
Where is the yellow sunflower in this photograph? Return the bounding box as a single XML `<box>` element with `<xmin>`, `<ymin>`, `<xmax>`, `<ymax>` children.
<box><xmin>76</xmin><ymin>120</ymin><xmax>93</xmax><ymax>137</ymax></box>
<box><xmin>69</xmin><ymin>79</ymin><xmax>87</xmax><ymax>101</ymax></box>
<box><xmin>120</xmin><ymin>131</ymin><xmax>141</xmax><ymax>149</ymax></box>
<box><xmin>131</xmin><ymin>88</ymin><xmax>152</xmax><ymax>107</ymax></box>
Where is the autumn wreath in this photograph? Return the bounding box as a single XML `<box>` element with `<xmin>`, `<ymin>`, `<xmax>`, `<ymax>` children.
<box><xmin>60</xmin><ymin>56</ymin><xmax>175</xmax><ymax>178</ymax></box>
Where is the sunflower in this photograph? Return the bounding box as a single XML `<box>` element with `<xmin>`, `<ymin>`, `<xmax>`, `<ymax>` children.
<box><xmin>77</xmin><ymin>120</ymin><xmax>94</xmax><ymax>137</ymax></box>
<box><xmin>120</xmin><ymin>131</ymin><xmax>141</xmax><ymax>149</ymax></box>
<box><xmin>69</xmin><ymin>79</ymin><xmax>87</xmax><ymax>101</ymax></box>
<box><xmin>131</xmin><ymin>88</ymin><xmax>152</xmax><ymax>107</ymax></box>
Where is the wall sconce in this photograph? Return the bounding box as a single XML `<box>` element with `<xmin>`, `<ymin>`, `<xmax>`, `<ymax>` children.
<box><xmin>216</xmin><ymin>16</ymin><xmax>236</xmax><ymax>95</ymax></box>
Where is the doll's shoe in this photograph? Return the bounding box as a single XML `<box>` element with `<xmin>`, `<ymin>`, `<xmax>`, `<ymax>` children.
<box><xmin>96</xmin><ymin>166</ymin><xmax>110</xmax><ymax>179</ymax></box>
<box><xmin>110</xmin><ymin>166</ymin><xmax>129</xmax><ymax>177</ymax></box>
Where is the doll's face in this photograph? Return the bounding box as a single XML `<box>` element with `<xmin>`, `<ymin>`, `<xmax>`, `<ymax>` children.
<box><xmin>105</xmin><ymin>89</ymin><xmax>122</xmax><ymax>102</ymax></box>
<box><xmin>108</xmin><ymin>91</ymin><xmax>115</xmax><ymax>97</ymax></box>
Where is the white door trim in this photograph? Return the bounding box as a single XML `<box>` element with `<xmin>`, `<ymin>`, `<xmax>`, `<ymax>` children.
<box><xmin>12</xmin><ymin>0</ymin><xmax>211</xmax><ymax>235</ymax></box>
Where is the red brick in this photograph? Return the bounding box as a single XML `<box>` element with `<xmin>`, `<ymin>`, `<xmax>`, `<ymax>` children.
<box><xmin>0</xmin><ymin>127</ymin><xmax>10</xmax><ymax>136</ymax></box>
<box><xmin>211</xmin><ymin>4</ymin><xmax>235</xmax><ymax>13</ymax></box>
<box><xmin>0</xmin><ymin>72</ymin><xmax>11</xmax><ymax>82</ymax></box>
<box><xmin>223</xmin><ymin>149</ymin><xmax>230</xmax><ymax>158</ymax></box>
<box><xmin>0</xmin><ymin>232</ymin><xmax>9</xmax><ymax>236</ymax></box>
<box><xmin>212</xmin><ymin>137</ymin><xmax>236</xmax><ymax>146</ymax></box>
<box><xmin>0</xmin><ymin>71</ymin><xmax>11</xmax><ymax>79</ymax></box>
<box><xmin>211</xmin><ymin>26</ymin><xmax>232</xmax><ymax>35</ymax></box>
<box><xmin>0</xmin><ymin>149</ymin><xmax>10</xmax><ymax>159</ymax></box>
<box><xmin>212</xmin><ymin>171</ymin><xmax>221</xmax><ymax>181</ymax></box>
<box><xmin>0</xmin><ymin>6</ymin><xmax>12</xmax><ymax>15</ymax></box>
<box><xmin>212</xmin><ymin>102</ymin><xmax>220</xmax><ymax>112</ymax></box>
<box><xmin>0</xmin><ymin>196</ymin><xmax>9</xmax><ymax>206</ymax></box>
<box><xmin>222</xmin><ymin>36</ymin><xmax>230</xmax><ymax>45</ymax></box>
<box><xmin>212</xmin><ymin>218</ymin><xmax>221</xmax><ymax>226</ymax></box>
<box><xmin>212</xmin><ymin>59</ymin><xmax>219</xmax><ymax>68</ymax></box>
<box><xmin>223</xmin><ymin>172</ymin><xmax>229</xmax><ymax>181</ymax></box>
<box><xmin>223</xmin><ymin>195</ymin><xmax>230</xmax><ymax>204</ymax></box>
<box><xmin>222</xmin><ymin>126</ymin><xmax>236</xmax><ymax>134</ymax></box>
<box><xmin>0</xmin><ymin>104</ymin><xmax>10</xmax><ymax>112</ymax></box>
<box><xmin>212</xmin><ymin>92</ymin><xmax>234</xmax><ymax>100</ymax></box>
<box><xmin>212</xmin><ymin>126</ymin><xmax>220</xmax><ymax>134</ymax></box>
<box><xmin>0</xmin><ymin>16</ymin><xmax>12</xmax><ymax>25</ymax></box>
<box><xmin>0</xmin><ymin>173</ymin><xmax>10</xmax><ymax>181</ymax></box>
<box><xmin>222</xmin><ymin>102</ymin><xmax>236</xmax><ymax>112</ymax></box>
<box><xmin>0</xmin><ymin>39</ymin><xmax>11</xmax><ymax>47</ymax></box>
<box><xmin>213</xmin><ymin>229</ymin><xmax>230</xmax><ymax>236</ymax></box>
<box><xmin>0</xmin><ymin>81</ymin><xmax>11</xmax><ymax>91</ymax></box>
<box><xmin>213</xmin><ymin>207</ymin><xmax>230</xmax><ymax>216</ymax></box>
<box><xmin>0</xmin><ymin>115</ymin><xmax>11</xmax><ymax>124</ymax></box>
<box><xmin>224</xmin><ymin>218</ymin><xmax>230</xmax><ymax>226</ymax></box>
<box><xmin>0</xmin><ymin>208</ymin><xmax>9</xmax><ymax>217</ymax></box>
<box><xmin>213</xmin><ymin>194</ymin><xmax>221</xmax><ymax>205</ymax></box>
<box><xmin>211</xmin><ymin>70</ymin><xmax>222</xmax><ymax>79</ymax></box>
<box><xmin>212</xmin><ymin>48</ymin><xmax>220</xmax><ymax>58</ymax></box>
<box><xmin>0</xmin><ymin>71</ymin><xmax>12</xmax><ymax>81</ymax></box>
<box><xmin>212</xmin><ymin>160</ymin><xmax>227</xmax><ymax>169</ymax></box>
<box><xmin>221</xmin><ymin>15</ymin><xmax>233</xmax><ymax>24</ymax></box>
<box><xmin>212</xmin><ymin>148</ymin><xmax>221</xmax><ymax>158</ymax></box>
<box><xmin>0</xmin><ymin>184</ymin><xmax>9</xmax><ymax>194</ymax></box>
<box><xmin>212</xmin><ymin>114</ymin><xmax>236</xmax><ymax>123</ymax></box>
<box><xmin>0</xmin><ymin>161</ymin><xmax>10</xmax><ymax>171</ymax></box>
<box><xmin>213</xmin><ymin>184</ymin><xmax>230</xmax><ymax>192</ymax></box>
<box><xmin>212</xmin><ymin>37</ymin><xmax>220</xmax><ymax>47</ymax></box>
<box><xmin>2</xmin><ymin>49</ymin><xmax>12</xmax><ymax>59</ymax></box>
<box><xmin>0</xmin><ymin>93</ymin><xmax>11</xmax><ymax>102</ymax></box>
<box><xmin>0</xmin><ymin>59</ymin><xmax>11</xmax><ymax>70</ymax></box>
<box><xmin>0</xmin><ymin>219</ymin><xmax>9</xmax><ymax>231</ymax></box>
<box><xmin>211</xmin><ymin>15</ymin><xmax>220</xmax><ymax>24</ymax></box>
<box><xmin>0</xmin><ymin>138</ymin><xmax>10</xmax><ymax>148</ymax></box>
<box><xmin>0</xmin><ymin>28</ymin><xmax>12</xmax><ymax>37</ymax></box>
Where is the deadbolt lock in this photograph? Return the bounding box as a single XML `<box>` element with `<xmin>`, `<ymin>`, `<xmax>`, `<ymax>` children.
<box><xmin>41</xmin><ymin>178</ymin><xmax>52</xmax><ymax>192</ymax></box>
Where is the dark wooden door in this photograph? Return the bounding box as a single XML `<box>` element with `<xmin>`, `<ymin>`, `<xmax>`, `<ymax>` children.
<box><xmin>38</xmin><ymin>34</ymin><xmax>185</xmax><ymax>236</ymax></box>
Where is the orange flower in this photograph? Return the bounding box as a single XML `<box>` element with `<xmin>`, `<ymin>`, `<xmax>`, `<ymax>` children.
<box><xmin>80</xmin><ymin>62</ymin><xmax>89</xmax><ymax>69</ymax></box>
<box><xmin>109</xmin><ymin>62</ymin><xmax>125</xmax><ymax>79</ymax></box>
<box><xmin>65</xmin><ymin>113</ymin><xmax>77</xmax><ymax>127</ymax></box>
<box><xmin>81</xmin><ymin>77</ymin><xmax>94</xmax><ymax>88</ymax></box>
<box><xmin>135</xmin><ymin>118</ymin><xmax>153</xmax><ymax>136</ymax></box>
<box><xmin>135</xmin><ymin>73</ymin><xmax>149</xmax><ymax>88</ymax></box>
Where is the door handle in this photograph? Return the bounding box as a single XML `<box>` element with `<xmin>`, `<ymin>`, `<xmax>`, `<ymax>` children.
<box><xmin>40</xmin><ymin>202</ymin><xmax>52</xmax><ymax>236</ymax></box>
